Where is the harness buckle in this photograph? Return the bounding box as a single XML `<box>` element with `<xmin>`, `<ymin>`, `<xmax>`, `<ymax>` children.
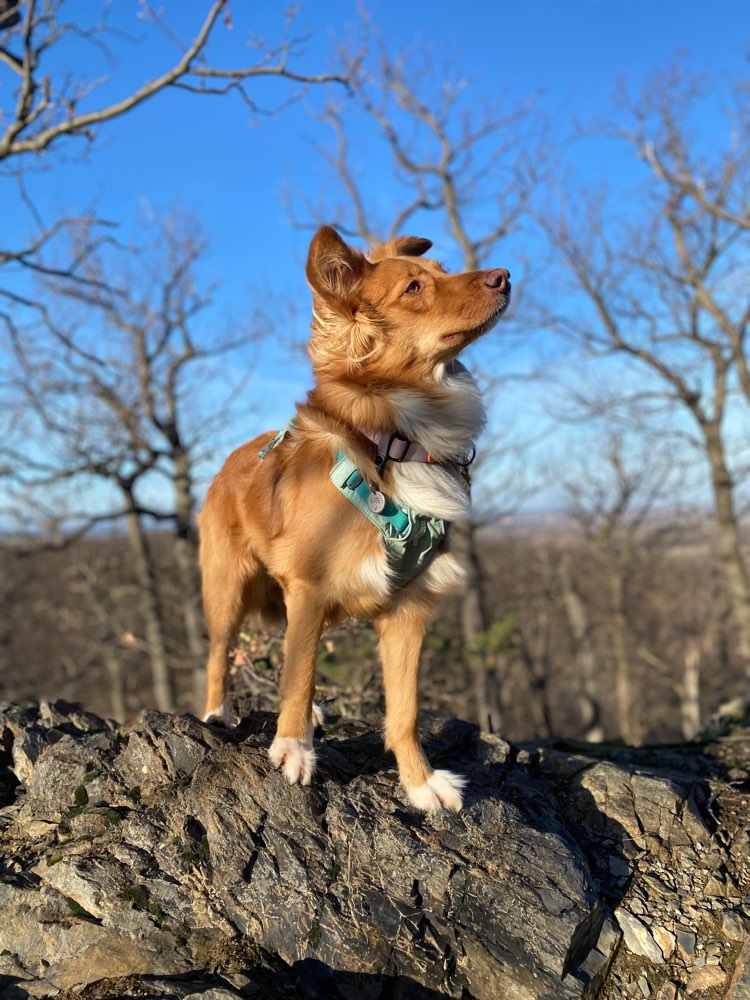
<box><xmin>375</xmin><ymin>433</ymin><xmax>412</xmax><ymax>472</ymax></box>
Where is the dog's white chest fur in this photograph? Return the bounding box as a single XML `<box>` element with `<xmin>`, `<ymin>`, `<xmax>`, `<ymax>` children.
<box><xmin>357</xmin><ymin>363</ymin><xmax>484</xmax><ymax>598</ymax></box>
<box><xmin>388</xmin><ymin>363</ymin><xmax>485</xmax><ymax>519</ymax></box>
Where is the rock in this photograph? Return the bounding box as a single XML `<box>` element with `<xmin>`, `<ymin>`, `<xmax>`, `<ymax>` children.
<box><xmin>615</xmin><ymin>909</ymin><xmax>664</xmax><ymax>963</ymax></box>
<box><xmin>577</xmin><ymin>915</ymin><xmax>621</xmax><ymax>989</ymax></box>
<box><xmin>686</xmin><ymin>963</ymin><xmax>727</xmax><ymax>993</ymax></box>
<box><xmin>704</xmin><ymin>875</ymin><xmax>727</xmax><ymax>897</ymax></box>
<box><xmin>726</xmin><ymin>936</ymin><xmax>750</xmax><ymax>1000</ymax></box>
<box><xmin>609</xmin><ymin>857</ymin><xmax>630</xmax><ymax>878</ymax></box>
<box><xmin>651</xmin><ymin>926</ymin><xmax>676</xmax><ymax>961</ymax></box>
<box><xmin>676</xmin><ymin>928</ymin><xmax>697</xmax><ymax>963</ymax></box>
<box><xmin>183</xmin><ymin>991</ymin><xmax>243</xmax><ymax>1000</ymax></box>
<box><xmin>0</xmin><ymin>702</ymin><xmax>749</xmax><ymax>999</ymax></box>
<box><xmin>656</xmin><ymin>984</ymin><xmax>678</xmax><ymax>1000</ymax></box>
<box><xmin>722</xmin><ymin>911</ymin><xmax>748</xmax><ymax>942</ymax></box>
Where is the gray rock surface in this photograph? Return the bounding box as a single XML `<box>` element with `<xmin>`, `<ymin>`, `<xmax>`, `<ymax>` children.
<box><xmin>0</xmin><ymin>700</ymin><xmax>748</xmax><ymax>999</ymax></box>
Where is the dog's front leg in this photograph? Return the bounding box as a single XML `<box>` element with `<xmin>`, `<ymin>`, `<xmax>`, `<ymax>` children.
<box><xmin>269</xmin><ymin>584</ymin><xmax>325</xmax><ymax>786</ymax></box>
<box><xmin>376</xmin><ymin>601</ymin><xmax>466</xmax><ymax>813</ymax></box>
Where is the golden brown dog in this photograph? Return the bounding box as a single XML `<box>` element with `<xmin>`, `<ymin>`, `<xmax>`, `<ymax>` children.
<box><xmin>199</xmin><ymin>226</ymin><xmax>511</xmax><ymax>812</ymax></box>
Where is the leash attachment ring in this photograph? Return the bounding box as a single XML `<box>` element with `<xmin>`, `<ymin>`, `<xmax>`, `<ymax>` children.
<box><xmin>453</xmin><ymin>443</ymin><xmax>476</xmax><ymax>469</ymax></box>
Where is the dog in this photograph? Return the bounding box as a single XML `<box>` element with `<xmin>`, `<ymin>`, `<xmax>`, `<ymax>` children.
<box><xmin>199</xmin><ymin>226</ymin><xmax>511</xmax><ymax>812</ymax></box>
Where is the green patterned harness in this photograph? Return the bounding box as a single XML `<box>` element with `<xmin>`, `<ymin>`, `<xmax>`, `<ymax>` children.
<box><xmin>258</xmin><ymin>423</ymin><xmax>447</xmax><ymax>592</ymax></box>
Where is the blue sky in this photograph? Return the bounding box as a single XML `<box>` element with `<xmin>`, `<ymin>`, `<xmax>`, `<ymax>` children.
<box><xmin>2</xmin><ymin>1</ymin><xmax>749</xmax><ymax>515</ymax></box>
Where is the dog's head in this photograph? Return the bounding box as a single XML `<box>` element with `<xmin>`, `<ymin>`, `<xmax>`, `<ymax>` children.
<box><xmin>306</xmin><ymin>226</ymin><xmax>510</xmax><ymax>381</ymax></box>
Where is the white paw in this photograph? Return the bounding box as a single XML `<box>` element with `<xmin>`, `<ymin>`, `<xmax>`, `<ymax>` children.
<box><xmin>405</xmin><ymin>770</ymin><xmax>466</xmax><ymax>813</ymax></box>
<box><xmin>311</xmin><ymin>702</ymin><xmax>327</xmax><ymax>729</ymax></box>
<box><xmin>268</xmin><ymin>736</ymin><xmax>316</xmax><ymax>786</ymax></box>
<box><xmin>202</xmin><ymin>700</ymin><xmax>232</xmax><ymax>726</ymax></box>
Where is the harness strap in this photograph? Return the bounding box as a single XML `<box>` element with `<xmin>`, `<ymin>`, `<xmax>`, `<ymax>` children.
<box><xmin>330</xmin><ymin>454</ymin><xmax>447</xmax><ymax>591</ymax></box>
<box><xmin>330</xmin><ymin>455</ymin><xmax>411</xmax><ymax>537</ymax></box>
<box><xmin>257</xmin><ymin>421</ymin><xmax>296</xmax><ymax>461</ymax></box>
<box><xmin>256</xmin><ymin>419</ymin><xmax>449</xmax><ymax>592</ymax></box>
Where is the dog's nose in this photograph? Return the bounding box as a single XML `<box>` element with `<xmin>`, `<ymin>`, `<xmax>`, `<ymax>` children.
<box><xmin>484</xmin><ymin>268</ymin><xmax>510</xmax><ymax>292</ymax></box>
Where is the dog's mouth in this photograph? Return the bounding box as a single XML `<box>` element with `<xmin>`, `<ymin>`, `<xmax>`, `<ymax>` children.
<box><xmin>440</xmin><ymin>291</ymin><xmax>511</xmax><ymax>344</ymax></box>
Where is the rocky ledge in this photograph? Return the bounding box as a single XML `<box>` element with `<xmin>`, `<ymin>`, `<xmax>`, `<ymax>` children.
<box><xmin>0</xmin><ymin>701</ymin><xmax>748</xmax><ymax>1000</ymax></box>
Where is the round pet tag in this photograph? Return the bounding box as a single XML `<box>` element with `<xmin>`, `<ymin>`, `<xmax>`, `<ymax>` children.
<box><xmin>367</xmin><ymin>490</ymin><xmax>386</xmax><ymax>513</ymax></box>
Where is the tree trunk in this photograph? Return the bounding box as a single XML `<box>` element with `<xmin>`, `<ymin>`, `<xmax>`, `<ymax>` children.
<box><xmin>103</xmin><ymin>648</ymin><xmax>127</xmax><ymax>722</ymax></box>
<box><xmin>452</xmin><ymin>517</ymin><xmax>501</xmax><ymax>733</ymax></box>
<box><xmin>558</xmin><ymin>553</ymin><xmax>604</xmax><ymax>741</ymax></box>
<box><xmin>603</xmin><ymin>559</ymin><xmax>638</xmax><ymax>745</ymax></box>
<box><xmin>680</xmin><ymin>640</ymin><xmax>702</xmax><ymax>741</ymax></box>
<box><xmin>704</xmin><ymin>424</ymin><xmax>750</xmax><ymax>673</ymax></box>
<box><xmin>520</xmin><ymin>609</ymin><xmax>554</xmax><ymax>738</ymax></box>
<box><xmin>172</xmin><ymin>446</ymin><xmax>202</xmax><ymax>652</ymax></box>
<box><xmin>172</xmin><ymin>445</ymin><xmax>205</xmax><ymax>708</ymax></box>
<box><xmin>123</xmin><ymin>494</ymin><xmax>175</xmax><ymax>713</ymax></box>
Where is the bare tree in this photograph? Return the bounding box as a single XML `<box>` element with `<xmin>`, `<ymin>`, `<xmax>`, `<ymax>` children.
<box><xmin>562</xmin><ymin>430</ymin><xmax>686</xmax><ymax>743</ymax></box>
<box><xmin>1</xmin><ymin>0</ymin><xmax>350</xmax><ymax>310</ymax></box>
<box><xmin>297</xmin><ymin>53</ymin><xmax>539</xmax><ymax>255</ymax></box>
<box><xmin>0</xmin><ymin>2</ymin><xmax>351</xmax><ymax>711</ymax></box>
<box><xmin>68</xmin><ymin>557</ymin><xmax>135</xmax><ymax>722</ymax></box>
<box><xmin>557</xmin><ymin>550</ymin><xmax>604</xmax><ymax>742</ymax></box>
<box><xmin>1</xmin><ymin>212</ymin><xmax>256</xmax><ymax>711</ymax></box>
<box><xmin>291</xmin><ymin>37</ymin><xmax>547</xmax><ymax>730</ymax></box>
<box><xmin>539</xmin><ymin>63</ymin><xmax>750</xmax><ymax>682</ymax></box>
<box><xmin>0</xmin><ymin>0</ymin><xmax>351</xmax><ymax>160</ymax></box>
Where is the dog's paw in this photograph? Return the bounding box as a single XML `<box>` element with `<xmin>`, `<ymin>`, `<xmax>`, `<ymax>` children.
<box><xmin>202</xmin><ymin>700</ymin><xmax>232</xmax><ymax>727</ymax></box>
<box><xmin>311</xmin><ymin>702</ymin><xmax>328</xmax><ymax>729</ymax></box>
<box><xmin>405</xmin><ymin>770</ymin><xmax>466</xmax><ymax>813</ymax></box>
<box><xmin>269</xmin><ymin>736</ymin><xmax>316</xmax><ymax>786</ymax></box>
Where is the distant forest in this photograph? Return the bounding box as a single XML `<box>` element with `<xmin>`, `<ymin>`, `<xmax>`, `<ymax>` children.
<box><xmin>0</xmin><ymin>516</ymin><xmax>737</xmax><ymax>746</ymax></box>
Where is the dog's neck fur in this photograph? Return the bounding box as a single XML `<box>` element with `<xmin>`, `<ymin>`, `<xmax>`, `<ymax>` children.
<box><xmin>306</xmin><ymin>361</ymin><xmax>484</xmax><ymax>453</ymax></box>
<box><xmin>384</xmin><ymin>361</ymin><xmax>485</xmax><ymax>460</ymax></box>
<box><xmin>301</xmin><ymin>360</ymin><xmax>485</xmax><ymax>520</ymax></box>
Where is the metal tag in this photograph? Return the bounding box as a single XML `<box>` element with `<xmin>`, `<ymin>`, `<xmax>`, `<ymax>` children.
<box><xmin>367</xmin><ymin>490</ymin><xmax>386</xmax><ymax>513</ymax></box>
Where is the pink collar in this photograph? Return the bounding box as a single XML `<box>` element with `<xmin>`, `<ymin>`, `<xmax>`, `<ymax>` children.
<box><xmin>364</xmin><ymin>430</ymin><xmax>433</xmax><ymax>472</ymax></box>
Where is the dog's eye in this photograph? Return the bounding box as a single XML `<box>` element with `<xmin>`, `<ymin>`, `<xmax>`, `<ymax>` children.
<box><xmin>404</xmin><ymin>280</ymin><xmax>421</xmax><ymax>294</ymax></box>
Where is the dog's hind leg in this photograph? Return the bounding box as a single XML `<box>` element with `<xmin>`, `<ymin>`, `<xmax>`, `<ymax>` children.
<box><xmin>269</xmin><ymin>583</ymin><xmax>325</xmax><ymax>785</ymax></box>
<box><xmin>311</xmin><ymin>701</ymin><xmax>327</xmax><ymax>729</ymax></box>
<box><xmin>376</xmin><ymin>600</ymin><xmax>466</xmax><ymax>813</ymax></box>
<box><xmin>199</xmin><ymin>530</ymin><xmax>258</xmax><ymax>726</ymax></box>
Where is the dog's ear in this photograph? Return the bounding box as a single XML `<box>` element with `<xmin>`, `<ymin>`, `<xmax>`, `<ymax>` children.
<box><xmin>307</xmin><ymin>227</ymin><xmax>378</xmax><ymax>370</ymax></box>
<box><xmin>306</xmin><ymin>226</ymin><xmax>366</xmax><ymax>307</ymax></box>
<box><xmin>367</xmin><ymin>235</ymin><xmax>433</xmax><ymax>261</ymax></box>
<box><xmin>392</xmin><ymin>236</ymin><xmax>432</xmax><ymax>257</ymax></box>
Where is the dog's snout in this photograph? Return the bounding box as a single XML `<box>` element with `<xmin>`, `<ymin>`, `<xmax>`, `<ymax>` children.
<box><xmin>484</xmin><ymin>268</ymin><xmax>511</xmax><ymax>292</ymax></box>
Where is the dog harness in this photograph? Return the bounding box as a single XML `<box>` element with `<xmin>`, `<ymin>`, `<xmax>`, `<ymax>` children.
<box><xmin>258</xmin><ymin>422</ymin><xmax>448</xmax><ymax>591</ymax></box>
<box><xmin>328</xmin><ymin>455</ymin><xmax>446</xmax><ymax>591</ymax></box>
